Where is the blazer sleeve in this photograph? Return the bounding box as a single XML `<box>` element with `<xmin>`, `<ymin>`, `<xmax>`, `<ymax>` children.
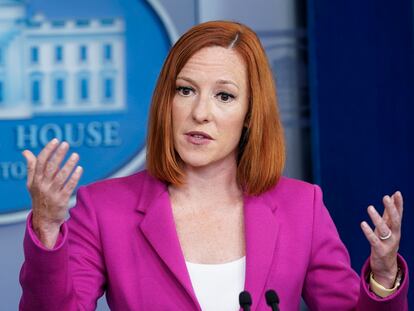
<box><xmin>302</xmin><ymin>185</ymin><xmax>409</xmax><ymax>311</ymax></box>
<box><xmin>19</xmin><ymin>186</ymin><xmax>106</xmax><ymax>311</ymax></box>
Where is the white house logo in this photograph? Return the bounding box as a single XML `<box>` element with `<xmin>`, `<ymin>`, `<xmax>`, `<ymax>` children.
<box><xmin>0</xmin><ymin>0</ymin><xmax>177</xmax><ymax>224</ymax></box>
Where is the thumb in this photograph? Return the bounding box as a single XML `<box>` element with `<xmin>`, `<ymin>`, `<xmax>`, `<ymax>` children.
<box><xmin>22</xmin><ymin>150</ymin><xmax>36</xmax><ymax>188</ymax></box>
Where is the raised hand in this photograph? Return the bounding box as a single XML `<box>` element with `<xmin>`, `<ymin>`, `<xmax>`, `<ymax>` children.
<box><xmin>360</xmin><ymin>191</ymin><xmax>404</xmax><ymax>288</ymax></box>
<box><xmin>23</xmin><ymin>138</ymin><xmax>83</xmax><ymax>249</ymax></box>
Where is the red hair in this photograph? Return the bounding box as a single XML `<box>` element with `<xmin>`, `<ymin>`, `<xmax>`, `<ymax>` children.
<box><xmin>147</xmin><ymin>20</ymin><xmax>285</xmax><ymax>195</ymax></box>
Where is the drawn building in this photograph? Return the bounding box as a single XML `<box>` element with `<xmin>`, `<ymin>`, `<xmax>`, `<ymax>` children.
<box><xmin>0</xmin><ymin>0</ymin><xmax>126</xmax><ymax>119</ymax></box>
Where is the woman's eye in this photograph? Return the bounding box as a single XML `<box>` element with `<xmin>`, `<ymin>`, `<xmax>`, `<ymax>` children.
<box><xmin>217</xmin><ymin>92</ymin><xmax>235</xmax><ymax>103</ymax></box>
<box><xmin>176</xmin><ymin>86</ymin><xmax>194</xmax><ymax>96</ymax></box>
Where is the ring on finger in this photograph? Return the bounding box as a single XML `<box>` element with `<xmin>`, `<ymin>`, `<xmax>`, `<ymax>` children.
<box><xmin>379</xmin><ymin>231</ymin><xmax>392</xmax><ymax>240</ymax></box>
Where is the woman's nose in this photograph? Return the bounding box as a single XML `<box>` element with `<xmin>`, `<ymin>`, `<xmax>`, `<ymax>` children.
<box><xmin>191</xmin><ymin>94</ymin><xmax>213</xmax><ymax>123</ymax></box>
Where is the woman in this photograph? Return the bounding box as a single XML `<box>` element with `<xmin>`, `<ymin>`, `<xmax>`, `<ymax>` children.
<box><xmin>20</xmin><ymin>21</ymin><xmax>408</xmax><ymax>310</ymax></box>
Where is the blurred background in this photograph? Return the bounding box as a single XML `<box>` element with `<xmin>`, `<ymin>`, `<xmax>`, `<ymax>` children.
<box><xmin>0</xmin><ymin>0</ymin><xmax>412</xmax><ymax>309</ymax></box>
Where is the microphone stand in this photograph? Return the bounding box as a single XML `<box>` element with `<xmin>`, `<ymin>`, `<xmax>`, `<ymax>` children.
<box><xmin>239</xmin><ymin>290</ymin><xmax>252</xmax><ymax>311</ymax></box>
<box><xmin>265</xmin><ymin>289</ymin><xmax>280</xmax><ymax>311</ymax></box>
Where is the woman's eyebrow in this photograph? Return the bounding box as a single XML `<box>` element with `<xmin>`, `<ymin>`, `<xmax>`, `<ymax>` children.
<box><xmin>176</xmin><ymin>76</ymin><xmax>196</xmax><ymax>84</ymax></box>
<box><xmin>176</xmin><ymin>76</ymin><xmax>239</xmax><ymax>90</ymax></box>
<box><xmin>216</xmin><ymin>79</ymin><xmax>239</xmax><ymax>90</ymax></box>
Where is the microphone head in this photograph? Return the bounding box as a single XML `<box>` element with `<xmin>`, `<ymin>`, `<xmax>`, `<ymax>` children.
<box><xmin>265</xmin><ymin>289</ymin><xmax>280</xmax><ymax>306</ymax></box>
<box><xmin>239</xmin><ymin>290</ymin><xmax>252</xmax><ymax>307</ymax></box>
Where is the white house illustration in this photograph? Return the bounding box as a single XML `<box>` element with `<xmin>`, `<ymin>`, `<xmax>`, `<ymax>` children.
<box><xmin>0</xmin><ymin>0</ymin><xmax>126</xmax><ymax>119</ymax></box>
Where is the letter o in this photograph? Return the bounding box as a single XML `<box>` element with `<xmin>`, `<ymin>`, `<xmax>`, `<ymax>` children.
<box><xmin>39</xmin><ymin>124</ymin><xmax>63</xmax><ymax>145</ymax></box>
<box><xmin>11</xmin><ymin>162</ymin><xmax>26</xmax><ymax>179</ymax></box>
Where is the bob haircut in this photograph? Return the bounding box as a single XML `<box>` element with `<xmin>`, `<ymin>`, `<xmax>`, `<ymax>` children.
<box><xmin>147</xmin><ymin>20</ymin><xmax>285</xmax><ymax>195</ymax></box>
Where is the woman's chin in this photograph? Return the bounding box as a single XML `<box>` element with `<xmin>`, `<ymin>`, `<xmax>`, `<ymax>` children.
<box><xmin>178</xmin><ymin>146</ymin><xmax>238</xmax><ymax>169</ymax></box>
<box><xmin>180</xmin><ymin>154</ymin><xmax>237</xmax><ymax>171</ymax></box>
<box><xmin>181</xmin><ymin>158</ymin><xmax>212</xmax><ymax>169</ymax></box>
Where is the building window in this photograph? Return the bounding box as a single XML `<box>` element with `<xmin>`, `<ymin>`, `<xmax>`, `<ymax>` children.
<box><xmin>30</xmin><ymin>73</ymin><xmax>43</xmax><ymax>105</ymax></box>
<box><xmin>54</xmin><ymin>78</ymin><xmax>65</xmax><ymax>104</ymax></box>
<box><xmin>101</xmin><ymin>19</ymin><xmax>114</xmax><ymax>26</ymax></box>
<box><xmin>103</xmin><ymin>44</ymin><xmax>112</xmax><ymax>62</ymax></box>
<box><xmin>77</xmin><ymin>72</ymin><xmax>90</xmax><ymax>103</ymax></box>
<box><xmin>51</xmin><ymin>20</ymin><xmax>65</xmax><ymax>28</ymax></box>
<box><xmin>77</xmin><ymin>74</ymin><xmax>90</xmax><ymax>102</ymax></box>
<box><xmin>79</xmin><ymin>45</ymin><xmax>87</xmax><ymax>62</ymax></box>
<box><xmin>0</xmin><ymin>80</ymin><xmax>4</xmax><ymax>104</ymax></box>
<box><xmin>76</xmin><ymin>20</ymin><xmax>90</xmax><ymax>27</ymax></box>
<box><xmin>103</xmin><ymin>77</ymin><xmax>114</xmax><ymax>103</ymax></box>
<box><xmin>55</xmin><ymin>46</ymin><xmax>63</xmax><ymax>63</ymax></box>
<box><xmin>30</xmin><ymin>47</ymin><xmax>39</xmax><ymax>64</ymax></box>
<box><xmin>31</xmin><ymin>80</ymin><xmax>41</xmax><ymax>105</ymax></box>
<box><xmin>81</xmin><ymin>78</ymin><xmax>89</xmax><ymax>100</ymax></box>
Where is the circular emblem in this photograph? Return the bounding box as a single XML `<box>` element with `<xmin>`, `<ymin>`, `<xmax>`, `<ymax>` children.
<box><xmin>0</xmin><ymin>0</ymin><xmax>175</xmax><ymax>224</ymax></box>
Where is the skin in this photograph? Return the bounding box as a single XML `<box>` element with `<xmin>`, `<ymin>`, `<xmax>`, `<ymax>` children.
<box><xmin>361</xmin><ymin>194</ymin><xmax>403</xmax><ymax>287</ymax></box>
<box><xmin>171</xmin><ymin>46</ymin><xmax>249</xmax><ymax>170</ymax></box>
<box><xmin>169</xmin><ymin>46</ymin><xmax>249</xmax><ymax>263</ymax></box>
<box><xmin>23</xmin><ymin>139</ymin><xmax>82</xmax><ymax>249</ymax></box>
<box><xmin>23</xmin><ymin>46</ymin><xmax>403</xmax><ymax>289</ymax></box>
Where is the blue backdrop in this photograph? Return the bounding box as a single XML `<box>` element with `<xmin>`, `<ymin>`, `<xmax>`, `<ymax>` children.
<box><xmin>308</xmin><ymin>0</ymin><xmax>414</xmax><ymax>303</ymax></box>
<box><xmin>0</xmin><ymin>0</ymin><xmax>170</xmax><ymax>218</ymax></box>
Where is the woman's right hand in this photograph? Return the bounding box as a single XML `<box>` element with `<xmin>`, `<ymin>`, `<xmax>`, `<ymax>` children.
<box><xmin>22</xmin><ymin>138</ymin><xmax>83</xmax><ymax>249</ymax></box>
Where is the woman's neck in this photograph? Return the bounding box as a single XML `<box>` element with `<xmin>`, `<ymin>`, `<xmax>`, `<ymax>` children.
<box><xmin>169</xmin><ymin>161</ymin><xmax>243</xmax><ymax>211</ymax></box>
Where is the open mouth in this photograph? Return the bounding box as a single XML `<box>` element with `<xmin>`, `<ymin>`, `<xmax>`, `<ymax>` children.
<box><xmin>185</xmin><ymin>131</ymin><xmax>213</xmax><ymax>144</ymax></box>
<box><xmin>186</xmin><ymin>131</ymin><xmax>212</xmax><ymax>140</ymax></box>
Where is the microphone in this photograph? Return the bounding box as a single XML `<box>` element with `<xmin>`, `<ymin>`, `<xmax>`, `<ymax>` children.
<box><xmin>239</xmin><ymin>290</ymin><xmax>252</xmax><ymax>311</ymax></box>
<box><xmin>265</xmin><ymin>289</ymin><xmax>280</xmax><ymax>311</ymax></box>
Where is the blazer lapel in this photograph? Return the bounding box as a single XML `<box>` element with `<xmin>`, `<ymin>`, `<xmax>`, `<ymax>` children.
<box><xmin>135</xmin><ymin>172</ymin><xmax>280</xmax><ymax>311</ymax></box>
<box><xmin>243</xmin><ymin>193</ymin><xmax>281</xmax><ymax>311</ymax></box>
<box><xmin>138</xmin><ymin>188</ymin><xmax>200</xmax><ymax>310</ymax></box>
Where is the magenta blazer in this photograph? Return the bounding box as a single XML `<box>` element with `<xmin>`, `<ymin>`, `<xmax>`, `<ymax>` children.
<box><xmin>20</xmin><ymin>171</ymin><xmax>409</xmax><ymax>310</ymax></box>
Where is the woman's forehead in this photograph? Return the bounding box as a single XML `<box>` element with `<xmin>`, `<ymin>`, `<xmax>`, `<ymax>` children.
<box><xmin>177</xmin><ymin>46</ymin><xmax>247</xmax><ymax>86</ymax></box>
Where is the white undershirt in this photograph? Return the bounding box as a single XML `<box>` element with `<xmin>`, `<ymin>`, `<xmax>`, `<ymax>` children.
<box><xmin>185</xmin><ymin>256</ymin><xmax>246</xmax><ymax>311</ymax></box>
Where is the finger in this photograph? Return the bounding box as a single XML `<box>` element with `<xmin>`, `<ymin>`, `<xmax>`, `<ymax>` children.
<box><xmin>34</xmin><ymin>138</ymin><xmax>60</xmax><ymax>182</ymax></box>
<box><xmin>383</xmin><ymin>195</ymin><xmax>401</xmax><ymax>231</ymax></box>
<box><xmin>43</xmin><ymin>142</ymin><xmax>69</xmax><ymax>183</ymax></box>
<box><xmin>52</xmin><ymin>152</ymin><xmax>80</xmax><ymax>190</ymax></box>
<box><xmin>392</xmin><ymin>191</ymin><xmax>403</xmax><ymax>217</ymax></box>
<box><xmin>60</xmin><ymin>166</ymin><xmax>83</xmax><ymax>198</ymax></box>
<box><xmin>22</xmin><ymin>150</ymin><xmax>37</xmax><ymax>188</ymax></box>
<box><xmin>367</xmin><ymin>205</ymin><xmax>391</xmax><ymax>238</ymax></box>
<box><xmin>360</xmin><ymin>221</ymin><xmax>381</xmax><ymax>248</ymax></box>
<box><xmin>381</xmin><ymin>195</ymin><xmax>392</xmax><ymax>225</ymax></box>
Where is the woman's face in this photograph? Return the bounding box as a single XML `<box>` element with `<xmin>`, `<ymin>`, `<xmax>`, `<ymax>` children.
<box><xmin>172</xmin><ymin>46</ymin><xmax>249</xmax><ymax>170</ymax></box>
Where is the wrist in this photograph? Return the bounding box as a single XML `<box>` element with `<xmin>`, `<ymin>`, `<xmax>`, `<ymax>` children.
<box><xmin>31</xmin><ymin>215</ymin><xmax>62</xmax><ymax>249</ymax></box>
<box><xmin>32</xmin><ymin>211</ymin><xmax>62</xmax><ymax>231</ymax></box>
<box><xmin>371</xmin><ymin>273</ymin><xmax>396</xmax><ymax>289</ymax></box>
<box><xmin>369</xmin><ymin>268</ymin><xmax>402</xmax><ymax>298</ymax></box>
<box><xmin>370</xmin><ymin>264</ymin><xmax>398</xmax><ymax>289</ymax></box>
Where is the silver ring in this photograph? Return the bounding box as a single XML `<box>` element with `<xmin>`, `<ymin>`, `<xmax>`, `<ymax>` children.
<box><xmin>379</xmin><ymin>231</ymin><xmax>392</xmax><ymax>240</ymax></box>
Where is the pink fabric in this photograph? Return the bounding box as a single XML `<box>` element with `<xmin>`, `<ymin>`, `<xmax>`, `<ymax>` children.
<box><xmin>19</xmin><ymin>171</ymin><xmax>409</xmax><ymax>310</ymax></box>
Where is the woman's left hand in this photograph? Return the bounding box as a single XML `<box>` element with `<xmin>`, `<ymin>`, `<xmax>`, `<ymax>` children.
<box><xmin>360</xmin><ymin>191</ymin><xmax>404</xmax><ymax>288</ymax></box>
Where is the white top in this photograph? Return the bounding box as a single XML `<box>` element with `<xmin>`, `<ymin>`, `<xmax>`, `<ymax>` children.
<box><xmin>185</xmin><ymin>256</ymin><xmax>246</xmax><ymax>311</ymax></box>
